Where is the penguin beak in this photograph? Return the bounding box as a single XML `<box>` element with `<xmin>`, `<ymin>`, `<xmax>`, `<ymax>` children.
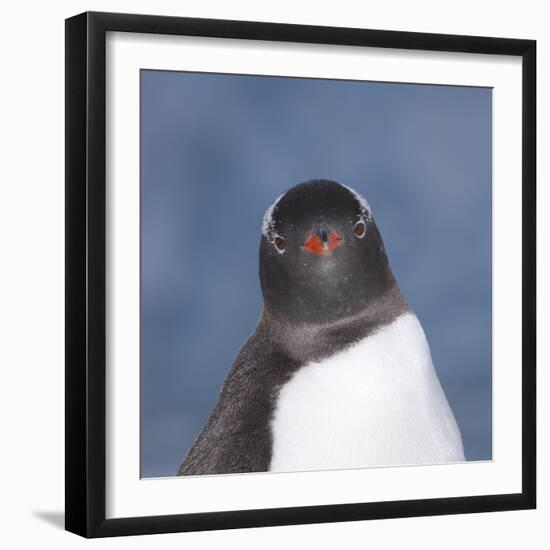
<box><xmin>303</xmin><ymin>223</ymin><xmax>343</xmax><ymax>255</ymax></box>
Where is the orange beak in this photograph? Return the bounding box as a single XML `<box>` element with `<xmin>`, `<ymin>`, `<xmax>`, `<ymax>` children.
<box><xmin>303</xmin><ymin>224</ymin><xmax>343</xmax><ymax>255</ymax></box>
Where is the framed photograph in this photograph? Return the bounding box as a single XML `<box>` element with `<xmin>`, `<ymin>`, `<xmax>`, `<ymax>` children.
<box><xmin>65</xmin><ymin>11</ymin><xmax>536</xmax><ymax>538</ymax></box>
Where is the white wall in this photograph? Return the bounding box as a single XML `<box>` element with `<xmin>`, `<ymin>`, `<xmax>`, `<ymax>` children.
<box><xmin>0</xmin><ymin>1</ymin><xmax>546</xmax><ymax>548</ymax></box>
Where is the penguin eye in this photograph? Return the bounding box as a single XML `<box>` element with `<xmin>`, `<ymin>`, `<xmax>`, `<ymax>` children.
<box><xmin>353</xmin><ymin>221</ymin><xmax>366</xmax><ymax>238</ymax></box>
<box><xmin>274</xmin><ymin>236</ymin><xmax>286</xmax><ymax>252</ymax></box>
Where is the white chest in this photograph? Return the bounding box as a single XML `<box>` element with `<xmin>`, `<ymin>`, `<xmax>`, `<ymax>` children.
<box><xmin>269</xmin><ymin>312</ymin><xmax>465</xmax><ymax>472</ymax></box>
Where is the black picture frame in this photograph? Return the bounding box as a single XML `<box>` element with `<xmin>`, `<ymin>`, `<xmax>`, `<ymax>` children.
<box><xmin>65</xmin><ymin>11</ymin><xmax>536</xmax><ymax>538</ymax></box>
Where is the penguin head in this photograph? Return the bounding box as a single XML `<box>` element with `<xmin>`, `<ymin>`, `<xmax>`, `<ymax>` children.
<box><xmin>260</xmin><ymin>179</ymin><xmax>398</xmax><ymax>324</ymax></box>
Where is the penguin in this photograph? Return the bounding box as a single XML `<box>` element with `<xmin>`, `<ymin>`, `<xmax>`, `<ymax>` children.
<box><xmin>177</xmin><ymin>179</ymin><xmax>465</xmax><ymax>476</ymax></box>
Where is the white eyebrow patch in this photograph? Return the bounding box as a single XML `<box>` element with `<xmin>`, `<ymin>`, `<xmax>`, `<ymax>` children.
<box><xmin>340</xmin><ymin>183</ymin><xmax>372</xmax><ymax>220</ymax></box>
<box><xmin>262</xmin><ymin>192</ymin><xmax>286</xmax><ymax>238</ymax></box>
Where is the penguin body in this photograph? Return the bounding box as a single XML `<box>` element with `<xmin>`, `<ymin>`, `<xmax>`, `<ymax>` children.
<box><xmin>270</xmin><ymin>311</ymin><xmax>464</xmax><ymax>472</ymax></box>
<box><xmin>178</xmin><ymin>180</ymin><xmax>464</xmax><ymax>476</ymax></box>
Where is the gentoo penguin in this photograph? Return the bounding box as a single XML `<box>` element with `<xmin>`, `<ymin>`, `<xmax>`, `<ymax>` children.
<box><xmin>177</xmin><ymin>179</ymin><xmax>464</xmax><ymax>476</ymax></box>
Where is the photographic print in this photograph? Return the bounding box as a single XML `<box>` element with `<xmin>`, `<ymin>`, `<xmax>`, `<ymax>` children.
<box><xmin>140</xmin><ymin>70</ymin><xmax>492</xmax><ymax>478</ymax></box>
<box><xmin>66</xmin><ymin>12</ymin><xmax>535</xmax><ymax>536</ymax></box>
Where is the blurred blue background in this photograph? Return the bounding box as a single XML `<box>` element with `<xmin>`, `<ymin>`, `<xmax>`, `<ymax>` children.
<box><xmin>140</xmin><ymin>70</ymin><xmax>492</xmax><ymax>478</ymax></box>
